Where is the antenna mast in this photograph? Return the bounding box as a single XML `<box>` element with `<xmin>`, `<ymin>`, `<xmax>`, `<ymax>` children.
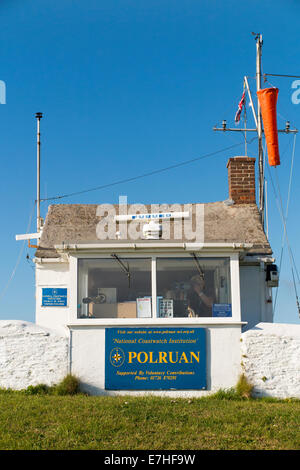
<box><xmin>213</xmin><ymin>33</ymin><xmax>297</xmax><ymax>232</ymax></box>
<box><xmin>255</xmin><ymin>33</ymin><xmax>264</xmax><ymax>227</ymax></box>
<box><xmin>36</xmin><ymin>112</ymin><xmax>43</xmax><ymax>233</ymax></box>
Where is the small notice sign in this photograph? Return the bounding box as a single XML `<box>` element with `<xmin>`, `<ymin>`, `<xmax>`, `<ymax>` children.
<box><xmin>212</xmin><ymin>303</ymin><xmax>232</xmax><ymax>317</ymax></box>
<box><xmin>42</xmin><ymin>288</ymin><xmax>67</xmax><ymax>307</ymax></box>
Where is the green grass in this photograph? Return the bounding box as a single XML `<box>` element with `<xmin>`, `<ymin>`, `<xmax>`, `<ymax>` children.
<box><xmin>0</xmin><ymin>391</ymin><xmax>299</xmax><ymax>450</ymax></box>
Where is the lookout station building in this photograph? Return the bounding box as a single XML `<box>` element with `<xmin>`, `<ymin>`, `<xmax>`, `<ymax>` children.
<box><xmin>33</xmin><ymin>156</ymin><xmax>276</xmax><ymax>395</ymax></box>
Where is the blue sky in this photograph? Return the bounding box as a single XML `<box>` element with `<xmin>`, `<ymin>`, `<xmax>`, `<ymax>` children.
<box><xmin>0</xmin><ymin>0</ymin><xmax>299</xmax><ymax>324</ymax></box>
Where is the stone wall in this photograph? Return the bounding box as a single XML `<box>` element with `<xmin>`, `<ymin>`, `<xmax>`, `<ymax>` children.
<box><xmin>0</xmin><ymin>320</ymin><xmax>299</xmax><ymax>398</ymax></box>
<box><xmin>0</xmin><ymin>321</ymin><xmax>69</xmax><ymax>390</ymax></box>
<box><xmin>241</xmin><ymin>322</ymin><xmax>300</xmax><ymax>399</ymax></box>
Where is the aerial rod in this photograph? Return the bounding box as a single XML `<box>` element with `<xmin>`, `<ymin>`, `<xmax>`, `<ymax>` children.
<box><xmin>264</xmin><ymin>73</ymin><xmax>300</xmax><ymax>80</ymax></box>
<box><xmin>213</xmin><ymin>122</ymin><xmax>297</xmax><ymax>133</ymax></box>
<box><xmin>36</xmin><ymin>112</ymin><xmax>43</xmax><ymax>233</ymax></box>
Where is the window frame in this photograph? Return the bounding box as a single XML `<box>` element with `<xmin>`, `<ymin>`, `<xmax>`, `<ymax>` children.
<box><xmin>69</xmin><ymin>252</ymin><xmax>241</xmax><ymax>325</ymax></box>
<box><xmin>77</xmin><ymin>256</ymin><xmax>153</xmax><ymax>319</ymax></box>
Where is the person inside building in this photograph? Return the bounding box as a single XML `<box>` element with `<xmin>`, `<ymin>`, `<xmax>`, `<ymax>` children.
<box><xmin>187</xmin><ymin>274</ymin><xmax>213</xmax><ymax>317</ymax></box>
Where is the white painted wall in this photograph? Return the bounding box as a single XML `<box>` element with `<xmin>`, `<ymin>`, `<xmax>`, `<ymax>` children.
<box><xmin>0</xmin><ymin>321</ymin><xmax>69</xmax><ymax>390</ymax></box>
<box><xmin>35</xmin><ymin>261</ymin><xmax>70</xmax><ymax>334</ymax></box>
<box><xmin>242</xmin><ymin>322</ymin><xmax>300</xmax><ymax>398</ymax></box>
<box><xmin>240</xmin><ymin>265</ymin><xmax>273</xmax><ymax>329</ymax></box>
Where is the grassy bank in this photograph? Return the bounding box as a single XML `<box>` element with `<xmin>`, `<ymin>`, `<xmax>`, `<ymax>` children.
<box><xmin>0</xmin><ymin>391</ymin><xmax>299</xmax><ymax>450</ymax></box>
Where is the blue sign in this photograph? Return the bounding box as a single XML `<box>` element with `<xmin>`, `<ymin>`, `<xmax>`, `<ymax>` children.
<box><xmin>42</xmin><ymin>288</ymin><xmax>68</xmax><ymax>307</ymax></box>
<box><xmin>105</xmin><ymin>327</ymin><xmax>206</xmax><ymax>390</ymax></box>
<box><xmin>212</xmin><ymin>303</ymin><xmax>232</xmax><ymax>317</ymax></box>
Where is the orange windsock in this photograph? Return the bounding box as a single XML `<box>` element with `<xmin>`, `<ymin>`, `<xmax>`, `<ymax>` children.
<box><xmin>257</xmin><ymin>87</ymin><xmax>280</xmax><ymax>166</ymax></box>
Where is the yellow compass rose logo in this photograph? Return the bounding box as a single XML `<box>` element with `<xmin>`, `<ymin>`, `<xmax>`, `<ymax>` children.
<box><xmin>110</xmin><ymin>347</ymin><xmax>125</xmax><ymax>367</ymax></box>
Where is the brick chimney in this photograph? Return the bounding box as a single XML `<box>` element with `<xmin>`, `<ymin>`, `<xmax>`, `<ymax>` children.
<box><xmin>227</xmin><ymin>156</ymin><xmax>256</xmax><ymax>204</ymax></box>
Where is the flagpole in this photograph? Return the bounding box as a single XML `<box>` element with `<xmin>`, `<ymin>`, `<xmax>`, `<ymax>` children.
<box><xmin>244</xmin><ymin>76</ymin><xmax>257</xmax><ymax>128</ymax></box>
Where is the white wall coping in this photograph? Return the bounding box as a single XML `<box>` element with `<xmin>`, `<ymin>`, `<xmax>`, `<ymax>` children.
<box><xmin>0</xmin><ymin>320</ymin><xmax>68</xmax><ymax>338</ymax></box>
<box><xmin>243</xmin><ymin>322</ymin><xmax>300</xmax><ymax>339</ymax></box>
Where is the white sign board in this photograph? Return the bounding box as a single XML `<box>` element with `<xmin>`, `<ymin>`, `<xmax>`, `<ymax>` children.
<box><xmin>115</xmin><ymin>211</ymin><xmax>189</xmax><ymax>222</ymax></box>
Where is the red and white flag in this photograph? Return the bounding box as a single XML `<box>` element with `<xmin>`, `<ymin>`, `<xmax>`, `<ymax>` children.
<box><xmin>235</xmin><ymin>91</ymin><xmax>246</xmax><ymax>123</ymax></box>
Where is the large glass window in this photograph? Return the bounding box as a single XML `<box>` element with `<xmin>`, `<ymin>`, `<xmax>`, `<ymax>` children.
<box><xmin>77</xmin><ymin>256</ymin><xmax>232</xmax><ymax>320</ymax></box>
<box><xmin>156</xmin><ymin>257</ymin><xmax>231</xmax><ymax>318</ymax></box>
<box><xmin>77</xmin><ymin>258</ymin><xmax>152</xmax><ymax>319</ymax></box>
